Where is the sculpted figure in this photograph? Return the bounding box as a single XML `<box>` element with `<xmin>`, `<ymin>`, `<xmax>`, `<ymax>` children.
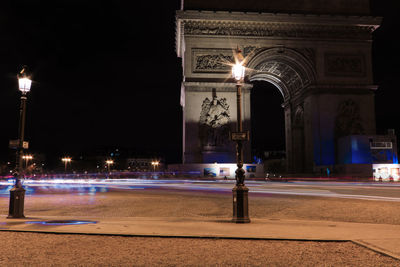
<box><xmin>199</xmin><ymin>95</ymin><xmax>230</xmax><ymax>148</ymax></box>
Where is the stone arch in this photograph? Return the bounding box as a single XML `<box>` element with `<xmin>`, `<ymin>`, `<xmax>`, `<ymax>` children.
<box><xmin>245</xmin><ymin>47</ymin><xmax>315</xmax><ymax>173</ymax></box>
<box><xmin>246</xmin><ymin>47</ymin><xmax>316</xmax><ymax>102</ymax></box>
<box><xmin>177</xmin><ymin>9</ymin><xmax>379</xmax><ymax>175</ymax></box>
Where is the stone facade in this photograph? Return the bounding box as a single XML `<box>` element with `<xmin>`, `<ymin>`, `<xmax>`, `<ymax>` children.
<box><xmin>181</xmin><ymin>0</ymin><xmax>371</xmax><ymax>15</ymax></box>
<box><xmin>176</xmin><ymin>8</ymin><xmax>381</xmax><ymax>174</ymax></box>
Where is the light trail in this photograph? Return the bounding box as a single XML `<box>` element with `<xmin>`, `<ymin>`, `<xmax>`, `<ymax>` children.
<box><xmin>1</xmin><ymin>179</ymin><xmax>400</xmax><ymax>202</ymax></box>
<box><xmin>250</xmin><ymin>188</ymin><xmax>400</xmax><ymax>202</ymax></box>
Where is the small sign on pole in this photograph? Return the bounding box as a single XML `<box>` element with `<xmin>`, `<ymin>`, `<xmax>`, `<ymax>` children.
<box><xmin>9</xmin><ymin>140</ymin><xmax>29</xmax><ymax>149</ymax></box>
<box><xmin>23</xmin><ymin>141</ymin><xmax>29</xmax><ymax>149</ymax></box>
<box><xmin>230</xmin><ymin>131</ymin><xmax>249</xmax><ymax>141</ymax></box>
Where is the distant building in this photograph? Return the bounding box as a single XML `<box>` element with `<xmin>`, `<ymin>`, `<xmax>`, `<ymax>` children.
<box><xmin>127</xmin><ymin>158</ymin><xmax>164</xmax><ymax>172</ymax></box>
<box><xmin>336</xmin><ymin>129</ymin><xmax>398</xmax><ymax>176</ymax></box>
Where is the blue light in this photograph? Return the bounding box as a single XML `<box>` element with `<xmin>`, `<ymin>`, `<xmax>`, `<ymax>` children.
<box><xmin>338</xmin><ymin>136</ymin><xmax>372</xmax><ymax>164</ymax></box>
<box><xmin>26</xmin><ymin>220</ymin><xmax>97</xmax><ymax>226</ymax></box>
<box><xmin>253</xmin><ymin>156</ymin><xmax>262</xmax><ymax>164</ymax></box>
<box><xmin>351</xmin><ymin>139</ymin><xmax>358</xmax><ymax>151</ymax></box>
<box><xmin>393</xmin><ymin>154</ymin><xmax>399</xmax><ymax>164</ymax></box>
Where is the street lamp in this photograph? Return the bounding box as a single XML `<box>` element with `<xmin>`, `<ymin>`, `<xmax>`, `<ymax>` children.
<box><xmin>106</xmin><ymin>160</ymin><xmax>114</xmax><ymax>173</ymax></box>
<box><xmin>231</xmin><ymin>48</ymin><xmax>250</xmax><ymax>223</ymax></box>
<box><xmin>8</xmin><ymin>66</ymin><xmax>32</xmax><ymax>218</ymax></box>
<box><xmin>22</xmin><ymin>155</ymin><xmax>33</xmax><ymax>173</ymax></box>
<box><xmin>151</xmin><ymin>161</ymin><xmax>159</xmax><ymax>172</ymax></box>
<box><xmin>61</xmin><ymin>157</ymin><xmax>72</xmax><ymax>173</ymax></box>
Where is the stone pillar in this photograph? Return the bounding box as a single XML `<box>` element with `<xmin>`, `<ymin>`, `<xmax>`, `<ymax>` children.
<box><xmin>292</xmin><ymin>105</ymin><xmax>305</xmax><ymax>173</ymax></box>
<box><xmin>284</xmin><ymin>105</ymin><xmax>293</xmax><ymax>172</ymax></box>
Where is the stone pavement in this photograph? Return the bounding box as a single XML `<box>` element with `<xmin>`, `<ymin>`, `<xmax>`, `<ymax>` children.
<box><xmin>1</xmin><ymin>215</ymin><xmax>400</xmax><ymax>260</ymax></box>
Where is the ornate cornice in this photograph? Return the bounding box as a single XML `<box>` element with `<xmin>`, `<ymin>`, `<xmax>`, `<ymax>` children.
<box><xmin>182</xmin><ymin>20</ymin><xmax>375</xmax><ymax>40</ymax></box>
<box><xmin>176</xmin><ymin>10</ymin><xmax>381</xmax><ymax>27</ymax></box>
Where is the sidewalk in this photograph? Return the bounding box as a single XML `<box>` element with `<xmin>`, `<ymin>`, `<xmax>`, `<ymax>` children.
<box><xmin>1</xmin><ymin>215</ymin><xmax>400</xmax><ymax>260</ymax></box>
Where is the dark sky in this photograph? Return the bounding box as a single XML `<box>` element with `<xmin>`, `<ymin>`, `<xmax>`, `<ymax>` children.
<box><xmin>0</xmin><ymin>1</ymin><xmax>399</xmax><ymax>166</ymax></box>
<box><xmin>0</xmin><ymin>1</ymin><xmax>183</xmax><ymax>165</ymax></box>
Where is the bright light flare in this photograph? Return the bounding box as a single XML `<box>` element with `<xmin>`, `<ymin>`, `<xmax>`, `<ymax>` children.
<box><xmin>18</xmin><ymin>78</ymin><xmax>32</xmax><ymax>93</ymax></box>
<box><xmin>62</xmin><ymin>157</ymin><xmax>72</xmax><ymax>163</ymax></box>
<box><xmin>231</xmin><ymin>46</ymin><xmax>246</xmax><ymax>81</ymax></box>
<box><xmin>232</xmin><ymin>63</ymin><xmax>245</xmax><ymax>81</ymax></box>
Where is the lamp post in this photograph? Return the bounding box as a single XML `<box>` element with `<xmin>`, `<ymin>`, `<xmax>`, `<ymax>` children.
<box><xmin>106</xmin><ymin>160</ymin><xmax>114</xmax><ymax>174</ymax></box>
<box><xmin>61</xmin><ymin>157</ymin><xmax>72</xmax><ymax>173</ymax></box>
<box><xmin>231</xmin><ymin>48</ymin><xmax>250</xmax><ymax>223</ymax></box>
<box><xmin>8</xmin><ymin>66</ymin><xmax>32</xmax><ymax>218</ymax></box>
<box><xmin>22</xmin><ymin>155</ymin><xmax>33</xmax><ymax>173</ymax></box>
<box><xmin>151</xmin><ymin>161</ymin><xmax>159</xmax><ymax>172</ymax></box>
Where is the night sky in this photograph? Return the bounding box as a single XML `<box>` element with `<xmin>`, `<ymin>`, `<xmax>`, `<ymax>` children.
<box><xmin>0</xmin><ymin>1</ymin><xmax>183</xmax><ymax>166</ymax></box>
<box><xmin>0</xmin><ymin>1</ymin><xmax>399</xmax><ymax>167</ymax></box>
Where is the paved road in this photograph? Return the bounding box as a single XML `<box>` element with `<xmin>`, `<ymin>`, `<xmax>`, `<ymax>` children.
<box><xmin>2</xmin><ymin>178</ymin><xmax>400</xmax><ymax>202</ymax></box>
<box><xmin>2</xmin><ymin>178</ymin><xmax>400</xmax><ymax>226</ymax></box>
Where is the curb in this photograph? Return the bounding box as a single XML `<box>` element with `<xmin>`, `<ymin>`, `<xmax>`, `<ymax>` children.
<box><xmin>0</xmin><ymin>228</ymin><xmax>351</xmax><ymax>242</ymax></box>
<box><xmin>352</xmin><ymin>240</ymin><xmax>400</xmax><ymax>261</ymax></box>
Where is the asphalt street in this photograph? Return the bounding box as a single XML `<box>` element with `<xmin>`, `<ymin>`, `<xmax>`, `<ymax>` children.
<box><xmin>2</xmin><ymin>178</ymin><xmax>400</xmax><ymax>201</ymax></box>
<box><xmin>2</xmin><ymin>178</ymin><xmax>400</xmax><ymax>224</ymax></box>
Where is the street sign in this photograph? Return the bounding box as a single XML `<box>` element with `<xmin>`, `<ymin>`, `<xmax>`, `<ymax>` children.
<box><xmin>23</xmin><ymin>141</ymin><xmax>29</xmax><ymax>149</ymax></box>
<box><xmin>9</xmin><ymin>140</ymin><xmax>29</xmax><ymax>149</ymax></box>
<box><xmin>230</xmin><ymin>131</ymin><xmax>249</xmax><ymax>141</ymax></box>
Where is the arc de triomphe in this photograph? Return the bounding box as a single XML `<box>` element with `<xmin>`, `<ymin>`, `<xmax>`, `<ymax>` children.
<box><xmin>176</xmin><ymin>0</ymin><xmax>381</xmax><ymax>174</ymax></box>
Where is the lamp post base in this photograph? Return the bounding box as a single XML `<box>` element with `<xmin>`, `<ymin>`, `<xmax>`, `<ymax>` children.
<box><xmin>232</xmin><ymin>185</ymin><xmax>250</xmax><ymax>223</ymax></box>
<box><xmin>8</xmin><ymin>186</ymin><xmax>26</xmax><ymax>219</ymax></box>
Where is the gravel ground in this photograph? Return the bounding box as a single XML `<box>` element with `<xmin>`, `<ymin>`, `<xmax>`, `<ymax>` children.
<box><xmin>1</xmin><ymin>189</ymin><xmax>400</xmax><ymax>225</ymax></box>
<box><xmin>0</xmin><ymin>232</ymin><xmax>399</xmax><ymax>266</ymax></box>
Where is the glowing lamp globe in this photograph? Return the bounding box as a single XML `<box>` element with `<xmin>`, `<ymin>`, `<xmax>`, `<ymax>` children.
<box><xmin>18</xmin><ymin>67</ymin><xmax>32</xmax><ymax>94</ymax></box>
<box><xmin>232</xmin><ymin>63</ymin><xmax>245</xmax><ymax>81</ymax></box>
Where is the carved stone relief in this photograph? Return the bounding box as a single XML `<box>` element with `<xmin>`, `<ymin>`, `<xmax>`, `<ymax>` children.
<box><xmin>255</xmin><ymin>61</ymin><xmax>305</xmax><ymax>95</ymax></box>
<box><xmin>247</xmin><ymin>47</ymin><xmax>315</xmax><ymax>101</ymax></box>
<box><xmin>325</xmin><ymin>53</ymin><xmax>366</xmax><ymax>77</ymax></box>
<box><xmin>193</xmin><ymin>49</ymin><xmax>233</xmax><ymax>73</ymax></box>
<box><xmin>199</xmin><ymin>92</ymin><xmax>231</xmax><ymax>149</ymax></box>
<box><xmin>183</xmin><ymin>21</ymin><xmax>374</xmax><ymax>40</ymax></box>
<box><xmin>334</xmin><ymin>99</ymin><xmax>365</xmax><ymax>139</ymax></box>
<box><xmin>192</xmin><ymin>46</ymin><xmax>261</xmax><ymax>73</ymax></box>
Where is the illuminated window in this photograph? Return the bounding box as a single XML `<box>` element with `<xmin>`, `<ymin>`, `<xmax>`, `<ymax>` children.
<box><xmin>370</xmin><ymin>142</ymin><xmax>392</xmax><ymax>149</ymax></box>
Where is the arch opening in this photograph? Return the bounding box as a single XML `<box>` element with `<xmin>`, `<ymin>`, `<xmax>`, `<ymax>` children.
<box><xmin>251</xmin><ymin>80</ymin><xmax>286</xmax><ymax>172</ymax></box>
<box><xmin>247</xmin><ymin>48</ymin><xmax>315</xmax><ymax>173</ymax></box>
